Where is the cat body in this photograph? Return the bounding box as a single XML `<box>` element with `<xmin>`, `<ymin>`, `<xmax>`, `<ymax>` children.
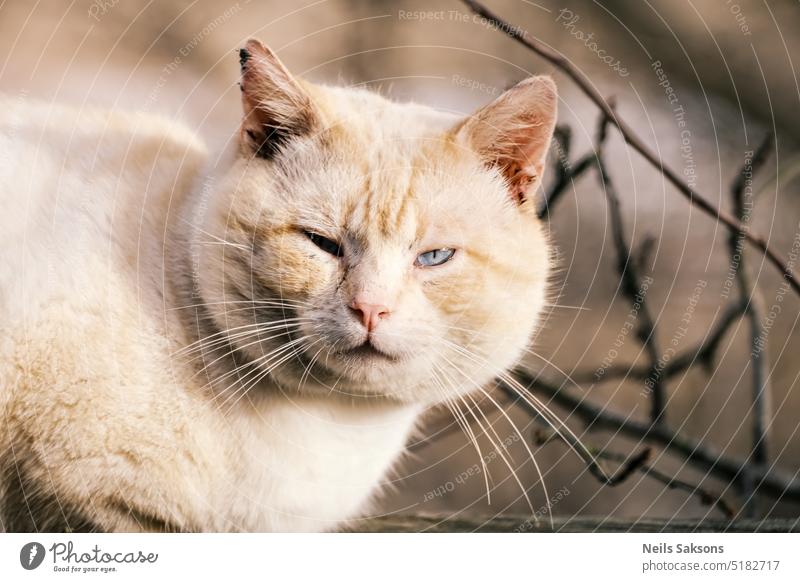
<box><xmin>0</xmin><ymin>98</ymin><xmax>420</xmax><ymax>532</ymax></box>
<box><xmin>0</xmin><ymin>40</ymin><xmax>556</xmax><ymax>532</ymax></box>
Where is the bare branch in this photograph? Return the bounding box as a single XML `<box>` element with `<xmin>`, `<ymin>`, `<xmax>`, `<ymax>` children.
<box><xmin>593</xmin><ymin>110</ymin><xmax>665</xmax><ymax>426</ymax></box>
<box><xmin>573</xmin><ymin>300</ymin><xmax>745</xmax><ymax>384</ymax></box>
<box><xmin>730</xmin><ymin>134</ymin><xmax>774</xmax><ymax>517</ymax></box>
<box><xmin>459</xmin><ymin>0</ymin><xmax>800</xmax><ymax>296</ymax></box>
<box><xmin>531</xmin><ymin>428</ymin><xmax>736</xmax><ymax>518</ymax></box>
<box><xmin>591</xmin><ymin>446</ymin><xmax>652</xmax><ymax>486</ymax></box>
<box><xmin>504</xmin><ymin>373</ymin><xmax>800</xmax><ymax>502</ymax></box>
<box><xmin>538</xmin><ymin>125</ymin><xmax>597</xmax><ymax>220</ymax></box>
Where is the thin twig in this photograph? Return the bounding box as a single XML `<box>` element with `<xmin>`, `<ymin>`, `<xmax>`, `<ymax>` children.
<box><xmin>459</xmin><ymin>0</ymin><xmax>799</xmax><ymax>296</ymax></box>
<box><xmin>730</xmin><ymin>134</ymin><xmax>774</xmax><ymax>517</ymax></box>
<box><xmin>594</xmin><ymin>109</ymin><xmax>665</xmax><ymax>426</ymax></box>
<box><xmin>538</xmin><ymin>125</ymin><xmax>597</xmax><ymax>219</ymax></box>
<box><xmin>531</xmin><ymin>428</ymin><xmax>736</xmax><ymax>518</ymax></box>
<box><xmin>531</xmin><ymin>427</ymin><xmax>651</xmax><ymax>486</ymax></box>
<box><xmin>573</xmin><ymin>301</ymin><xmax>745</xmax><ymax>384</ymax></box>
<box><xmin>505</xmin><ymin>373</ymin><xmax>800</xmax><ymax>502</ymax></box>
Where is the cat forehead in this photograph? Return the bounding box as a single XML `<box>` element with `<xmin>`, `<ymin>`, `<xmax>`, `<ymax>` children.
<box><xmin>295</xmin><ymin>85</ymin><xmax>461</xmax><ymax>167</ymax></box>
<box><xmin>292</xmin><ymin>136</ymin><xmax>501</xmax><ymax>232</ymax></box>
<box><xmin>289</xmin><ymin>157</ymin><xmax>507</xmax><ymax>249</ymax></box>
<box><xmin>240</xmin><ymin>84</ymin><xmax>513</xmax><ymax>241</ymax></box>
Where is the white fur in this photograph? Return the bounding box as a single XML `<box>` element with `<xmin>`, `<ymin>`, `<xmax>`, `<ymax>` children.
<box><xmin>0</xmin><ymin>62</ymin><xmax>554</xmax><ymax>531</ymax></box>
<box><xmin>0</xmin><ymin>97</ymin><xmax>422</xmax><ymax>531</ymax></box>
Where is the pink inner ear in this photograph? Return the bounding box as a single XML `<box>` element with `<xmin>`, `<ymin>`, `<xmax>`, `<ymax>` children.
<box><xmin>475</xmin><ymin>125</ymin><xmax>547</xmax><ymax>205</ymax></box>
<box><xmin>493</xmin><ymin>110</ymin><xmax>556</xmax><ymax>204</ymax></box>
<box><xmin>461</xmin><ymin>76</ymin><xmax>557</xmax><ymax>206</ymax></box>
<box><xmin>505</xmin><ymin>162</ymin><xmax>537</xmax><ymax>205</ymax></box>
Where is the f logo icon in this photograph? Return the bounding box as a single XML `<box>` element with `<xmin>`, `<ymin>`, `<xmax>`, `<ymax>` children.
<box><xmin>19</xmin><ymin>542</ymin><xmax>46</xmax><ymax>570</ymax></box>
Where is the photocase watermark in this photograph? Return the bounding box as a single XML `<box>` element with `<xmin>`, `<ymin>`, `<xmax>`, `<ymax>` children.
<box><xmin>555</xmin><ymin>8</ymin><xmax>629</xmax><ymax>77</ymax></box>
<box><xmin>422</xmin><ymin>432</ymin><xmax>521</xmax><ymax>502</ymax></box>
<box><xmin>594</xmin><ymin>275</ymin><xmax>654</xmax><ymax>380</ymax></box>
<box><xmin>652</xmin><ymin>60</ymin><xmax>697</xmax><ymax>188</ymax></box>
<box><xmin>397</xmin><ymin>9</ymin><xmax>447</xmax><ymax>22</ymax></box>
<box><xmin>20</xmin><ymin>542</ymin><xmax>46</xmax><ymax>570</ymax></box>
<box><xmin>88</xmin><ymin>0</ymin><xmax>121</xmax><ymax>22</ymax></box>
<box><xmin>451</xmin><ymin>74</ymin><xmax>500</xmax><ymax>97</ymax></box>
<box><xmin>144</xmin><ymin>1</ymin><xmax>248</xmax><ymax>109</ymax></box>
<box><xmin>642</xmin><ymin>279</ymin><xmax>707</xmax><ymax>397</ymax></box>
<box><xmin>513</xmin><ymin>486</ymin><xmax>571</xmax><ymax>532</ymax></box>
<box><xmin>752</xmin><ymin>224</ymin><xmax>800</xmax><ymax>357</ymax></box>
<box><xmin>448</xmin><ymin>9</ymin><xmax>527</xmax><ymax>36</ymax></box>
<box><xmin>721</xmin><ymin>149</ymin><xmax>757</xmax><ymax>299</ymax></box>
<box><xmin>725</xmin><ymin>0</ymin><xmax>752</xmax><ymax>36</ymax></box>
<box><xmin>550</xmin><ymin>131</ymin><xmax>572</xmax><ymax>173</ymax></box>
<box><xmin>18</xmin><ymin>540</ymin><xmax>157</xmax><ymax>574</ymax></box>
<box><xmin>190</xmin><ymin>176</ymin><xmax>217</xmax><ymax>299</ymax></box>
<box><xmin>397</xmin><ymin>9</ymin><xmax>527</xmax><ymax>36</ymax></box>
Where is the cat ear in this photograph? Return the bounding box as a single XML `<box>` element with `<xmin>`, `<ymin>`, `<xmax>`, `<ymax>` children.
<box><xmin>238</xmin><ymin>39</ymin><xmax>318</xmax><ymax>159</ymax></box>
<box><xmin>458</xmin><ymin>76</ymin><xmax>557</xmax><ymax>205</ymax></box>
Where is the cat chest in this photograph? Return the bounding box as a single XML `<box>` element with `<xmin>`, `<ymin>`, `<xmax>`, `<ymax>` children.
<box><xmin>210</xmin><ymin>397</ymin><xmax>420</xmax><ymax>531</ymax></box>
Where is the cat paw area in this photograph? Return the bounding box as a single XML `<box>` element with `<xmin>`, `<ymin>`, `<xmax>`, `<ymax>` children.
<box><xmin>1</xmin><ymin>1</ymin><xmax>799</xmax><ymax>579</ymax></box>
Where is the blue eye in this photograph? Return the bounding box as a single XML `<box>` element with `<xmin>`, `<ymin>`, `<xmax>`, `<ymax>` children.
<box><xmin>415</xmin><ymin>248</ymin><xmax>455</xmax><ymax>267</ymax></box>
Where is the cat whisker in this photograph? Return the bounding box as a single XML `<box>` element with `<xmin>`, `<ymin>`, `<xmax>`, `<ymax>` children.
<box><xmin>297</xmin><ymin>342</ymin><xmax>327</xmax><ymax>393</ymax></box>
<box><xmin>495</xmin><ymin>369</ymin><xmax>607</xmax><ymax>478</ymax></box>
<box><xmin>194</xmin><ymin>240</ymin><xmax>253</xmax><ymax>251</ymax></box>
<box><xmin>442</xmin><ymin>338</ymin><xmax>606</xmax><ymax>481</ymax></box>
<box><xmin>168</xmin><ymin>298</ymin><xmax>310</xmax><ymax>312</ymax></box>
<box><xmin>435</xmin><ymin>356</ymin><xmax>538</xmax><ymax>516</ymax></box>
<box><xmin>200</xmin><ymin>328</ymin><xmax>309</xmax><ymax>389</ymax></box>
<box><xmin>175</xmin><ymin>318</ymin><xmax>310</xmax><ymax>358</ymax></box>
<box><xmin>439</xmin><ymin>339</ymin><xmax>604</xmax><ymax>505</ymax></box>
<box><xmin>180</xmin><ymin>217</ymin><xmax>251</xmax><ymax>252</ymax></box>
<box><xmin>428</xmin><ymin>323</ymin><xmax>584</xmax><ymax>394</ymax></box>
<box><xmin>181</xmin><ymin>319</ymin><xmax>308</xmax><ymax>357</ymax></box>
<box><xmin>323</xmin><ymin>339</ymin><xmax>341</xmax><ymax>372</ymax></box>
<box><xmin>179</xmin><ymin>328</ymin><xmax>297</xmax><ymax>368</ymax></box>
<box><xmin>189</xmin><ymin>326</ymin><xmax>305</xmax><ymax>383</ymax></box>
<box><xmin>221</xmin><ymin>336</ymin><xmax>323</xmax><ymax>414</ymax></box>
<box><xmin>211</xmin><ymin>335</ymin><xmax>313</xmax><ymax>412</ymax></box>
<box><xmin>325</xmin><ymin>341</ymin><xmax>354</xmax><ymax>398</ymax></box>
<box><xmin>463</xmin><ymin>389</ymin><xmax>536</xmax><ymax>515</ymax></box>
<box><xmin>543</xmin><ymin>304</ymin><xmax>591</xmax><ymax>312</ymax></box>
<box><xmin>430</xmin><ymin>364</ymin><xmax>492</xmax><ymax>503</ymax></box>
<box><xmin>428</xmin><ymin>366</ymin><xmax>492</xmax><ymax>503</ymax></box>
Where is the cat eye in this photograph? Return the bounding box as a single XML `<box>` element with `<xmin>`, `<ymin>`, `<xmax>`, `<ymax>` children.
<box><xmin>415</xmin><ymin>248</ymin><xmax>455</xmax><ymax>267</ymax></box>
<box><xmin>304</xmin><ymin>231</ymin><xmax>343</xmax><ymax>257</ymax></box>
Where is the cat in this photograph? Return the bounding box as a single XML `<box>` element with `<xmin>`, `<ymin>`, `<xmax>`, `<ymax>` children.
<box><xmin>0</xmin><ymin>38</ymin><xmax>556</xmax><ymax>532</ymax></box>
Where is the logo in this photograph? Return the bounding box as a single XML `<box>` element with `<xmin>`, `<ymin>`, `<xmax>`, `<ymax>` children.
<box><xmin>20</xmin><ymin>542</ymin><xmax>46</xmax><ymax>570</ymax></box>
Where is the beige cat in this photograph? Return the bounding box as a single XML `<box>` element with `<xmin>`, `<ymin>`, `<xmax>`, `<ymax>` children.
<box><xmin>0</xmin><ymin>39</ymin><xmax>555</xmax><ymax>532</ymax></box>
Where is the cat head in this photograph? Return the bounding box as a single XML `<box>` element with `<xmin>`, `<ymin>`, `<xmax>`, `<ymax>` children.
<box><xmin>196</xmin><ymin>39</ymin><xmax>555</xmax><ymax>404</ymax></box>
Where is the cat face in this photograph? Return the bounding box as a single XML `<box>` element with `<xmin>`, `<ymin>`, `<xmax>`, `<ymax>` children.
<box><xmin>196</xmin><ymin>40</ymin><xmax>555</xmax><ymax>404</ymax></box>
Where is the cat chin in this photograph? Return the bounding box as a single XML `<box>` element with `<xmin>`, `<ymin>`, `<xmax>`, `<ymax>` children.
<box><xmin>264</xmin><ymin>353</ymin><xmax>498</xmax><ymax>408</ymax></box>
<box><xmin>300</xmin><ymin>360</ymin><xmax>427</xmax><ymax>397</ymax></box>
<box><xmin>256</xmin><ymin>348</ymin><xmax>446</xmax><ymax>404</ymax></box>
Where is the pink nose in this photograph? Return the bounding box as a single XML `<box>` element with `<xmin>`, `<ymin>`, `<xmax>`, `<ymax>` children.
<box><xmin>349</xmin><ymin>299</ymin><xmax>391</xmax><ymax>332</ymax></box>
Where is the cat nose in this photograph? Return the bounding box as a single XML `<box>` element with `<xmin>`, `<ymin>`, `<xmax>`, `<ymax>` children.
<box><xmin>349</xmin><ymin>298</ymin><xmax>391</xmax><ymax>332</ymax></box>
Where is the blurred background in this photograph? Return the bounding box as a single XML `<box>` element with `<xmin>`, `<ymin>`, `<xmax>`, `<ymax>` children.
<box><xmin>2</xmin><ymin>0</ymin><xmax>798</xmax><ymax>524</ymax></box>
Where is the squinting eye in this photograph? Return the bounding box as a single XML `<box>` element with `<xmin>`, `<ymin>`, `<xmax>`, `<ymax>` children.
<box><xmin>415</xmin><ymin>248</ymin><xmax>455</xmax><ymax>267</ymax></box>
<box><xmin>304</xmin><ymin>231</ymin><xmax>343</xmax><ymax>257</ymax></box>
